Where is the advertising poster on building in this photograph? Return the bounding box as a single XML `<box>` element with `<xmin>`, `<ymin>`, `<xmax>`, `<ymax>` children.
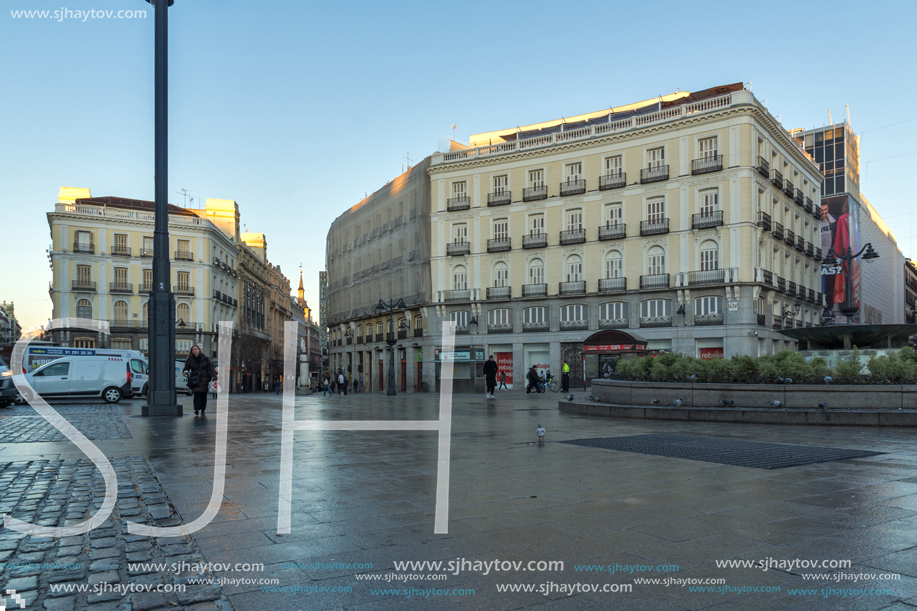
<box><xmin>496</xmin><ymin>352</ymin><xmax>513</xmax><ymax>387</ymax></box>
<box><xmin>821</xmin><ymin>195</ymin><xmax>860</xmax><ymax>323</ymax></box>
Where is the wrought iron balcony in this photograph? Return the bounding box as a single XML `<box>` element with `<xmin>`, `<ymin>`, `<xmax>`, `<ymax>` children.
<box><xmin>640</xmin><ymin>273</ymin><xmax>670</xmax><ymax>290</ymax></box>
<box><xmin>599</xmin><ymin>318</ymin><xmax>628</xmax><ymax>329</ymax></box>
<box><xmin>757</xmin><ymin>211</ymin><xmax>771</xmax><ymax>231</ymax></box>
<box><xmin>599</xmin><ymin>172</ymin><xmax>626</xmax><ymax>190</ymax></box>
<box><xmin>523</xmin><ymin>185</ymin><xmax>547</xmax><ymax>201</ymax></box>
<box><xmin>787</xmin><ymin>280</ymin><xmax>797</xmax><ymax>296</ymax></box>
<box><xmin>640</xmin><ymin>316</ymin><xmax>672</xmax><ymax>328</ymax></box>
<box><xmin>783</xmin><ymin>179</ymin><xmax>795</xmax><ymax>197</ymax></box>
<box><xmin>807</xmin><ymin>196</ymin><xmax>816</xmax><ymax>216</ymax></box>
<box><xmin>397</xmin><ymin>330</ymin><xmax>407</xmax><ymax>340</ymax></box>
<box><xmin>559</xmin><ymin>281</ymin><xmax>586</xmax><ymax>295</ymax></box>
<box><xmin>784</xmin><ymin>229</ymin><xmax>795</xmax><ymax>246</ymax></box>
<box><xmin>140</xmin><ymin>283</ymin><xmax>153</xmax><ymax>293</ymax></box>
<box><xmin>174</xmin><ymin>250</ymin><xmax>194</xmax><ymax>261</ymax></box>
<box><xmin>111</xmin><ymin>245</ymin><xmax>131</xmax><ymax>257</ymax></box>
<box><xmin>795</xmin><ymin>235</ymin><xmax>805</xmax><ymax>252</ymax></box>
<box><xmin>762</xmin><ymin>269</ymin><xmax>773</xmax><ymax>286</ymax></box>
<box><xmin>640</xmin><ymin>165</ymin><xmax>669</xmax><ymax>184</ymax></box>
<box><xmin>807</xmin><ymin>288</ymin><xmax>817</xmax><ymax>303</ymax></box>
<box><xmin>559</xmin><ymin>228</ymin><xmax>586</xmax><ymax>245</ymax></box>
<box><xmin>599</xmin><ymin>224</ymin><xmax>626</xmax><ymax>240</ymax></box>
<box><xmin>447</xmin><ymin>196</ymin><xmax>470</xmax><ymax>211</ymax></box>
<box><xmin>757</xmin><ymin>156</ymin><xmax>770</xmax><ymax>177</ymax></box>
<box><xmin>72</xmin><ymin>280</ymin><xmax>96</xmax><ymax>291</ymax></box>
<box><xmin>522</xmin><ymin>283</ymin><xmax>548</xmax><ymax>297</ymax></box>
<box><xmin>109</xmin><ymin>282</ymin><xmax>133</xmax><ymax>294</ymax></box>
<box><xmin>688</xmin><ymin>269</ymin><xmax>724</xmax><ymax>285</ymax></box>
<box><xmin>414</xmin><ymin>328</ymin><xmax>423</xmax><ymax>338</ymax></box>
<box><xmin>771</xmin><ymin>169</ymin><xmax>783</xmax><ymax>188</ymax></box>
<box><xmin>815</xmin><ymin>247</ymin><xmax>823</xmax><ymax>261</ymax></box>
<box><xmin>776</xmin><ymin>276</ymin><xmax>786</xmax><ymax>293</ymax></box>
<box><xmin>773</xmin><ymin>222</ymin><xmax>784</xmax><ymax>241</ymax></box>
<box><xmin>695</xmin><ymin>313</ymin><xmax>724</xmax><ymax>326</ymax></box>
<box><xmin>560</xmin><ymin>319</ymin><xmax>588</xmax><ymax>330</ymax></box>
<box><xmin>487</xmin><ymin>238</ymin><xmax>511</xmax><ymax>252</ymax></box>
<box><xmin>140</xmin><ymin>248</ymin><xmax>154</xmax><ymax>258</ymax></box>
<box><xmin>446</xmin><ymin>242</ymin><xmax>470</xmax><ymax>256</ymax></box>
<box><xmin>598</xmin><ymin>277</ymin><xmax>627</xmax><ymax>294</ymax></box>
<box><xmin>805</xmin><ymin>241</ymin><xmax>814</xmax><ymax>258</ymax></box>
<box><xmin>522</xmin><ymin>233</ymin><xmax>548</xmax><ymax>249</ymax></box>
<box><xmin>559</xmin><ymin>179</ymin><xmax>586</xmax><ymax>196</ymax></box>
<box><xmin>692</xmin><ymin>210</ymin><xmax>723</xmax><ymax>229</ymax></box>
<box><xmin>772</xmin><ymin>316</ymin><xmax>784</xmax><ymax>330</ymax></box>
<box><xmin>356</xmin><ymin>335</ymin><xmax>363</xmax><ymax>344</ymax></box>
<box><xmin>175</xmin><ymin>286</ymin><xmax>194</xmax><ymax>296</ymax></box>
<box><xmin>486</xmin><ymin>286</ymin><xmax>511</xmax><ymax>300</ymax></box>
<box><xmin>692</xmin><ymin>155</ymin><xmax>723</xmax><ymax>175</ymax></box>
<box><xmin>443</xmin><ymin>289</ymin><xmax>471</xmax><ymax>302</ymax></box>
<box><xmin>73</xmin><ymin>242</ymin><xmax>95</xmax><ymax>254</ymax></box>
<box><xmin>757</xmin><ymin>313</ymin><xmax>766</xmax><ymax>326</ymax></box>
<box><xmin>640</xmin><ymin>218</ymin><xmax>669</xmax><ymax>236</ymax></box>
<box><xmin>794</xmin><ymin>188</ymin><xmax>804</xmax><ymax>205</ymax></box>
<box><xmin>487</xmin><ymin>191</ymin><xmax>512</xmax><ymax>206</ymax></box>
<box><xmin>488</xmin><ymin>323</ymin><xmax>513</xmax><ymax>334</ymax></box>
<box><xmin>523</xmin><ymin>321</ymin><xmax>549</xmax><ymax>332</ymax></box>
<box><xmin>375</xmin><ymin>333</ymin><xmax>384</xmax><ymax>342</ymax></box>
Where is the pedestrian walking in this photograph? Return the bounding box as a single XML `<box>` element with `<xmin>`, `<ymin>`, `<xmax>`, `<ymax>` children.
<box><xmin>525</xmin><ymin>366</ymin><xmax>540</xmax><ymax>395</ymax></box>
<box><xmin>359</xmin><ymin>374</ymin><xmax>364</xmax><ymax>392</ymax></box>
<box><xmin>183</xmin><ymin>345</ymin><xmax>216</xmax><ymax>416</ymax></box>
<box><xmin>483</xmin><ymin>355</ymin><xmax>498</xmax><ymax>399</ymax></box>
<box><xmin>561</xmin><ymin>361</ymin><xmax>570</xmax><ymax>392</ymax></box>
<box><xmin>353</xmin><ymin>377</ymin><xmax>358</xmax><ymax>393</ymax></box>
<box><xmin>338</xmin><ymin>372</ymin><xmax>345</xmax><ymax>396</ymax></box>
<box><xmin>323</xmin><ymin>373</ymin><xmax>331</xmax><ymax>397</ymax></box>
<box><xmin>274</xmin><ymin>379</ymin><xmax>281</xmax><ymax>394</ymax></box>
<box><xmin>498</xmin><ymin>370</ymin><xmax>508</xmax><ymax>391</ymax></box>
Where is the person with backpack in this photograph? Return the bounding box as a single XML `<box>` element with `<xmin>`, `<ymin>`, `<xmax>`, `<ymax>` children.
<box><xmin>525</xmin><ymin>366</ymin><xmax>540</xmax><ymax>395</ymax></box>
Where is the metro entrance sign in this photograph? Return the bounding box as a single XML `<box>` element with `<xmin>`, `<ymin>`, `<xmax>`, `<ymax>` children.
<box><xmin>583</xmin><ymin>344</ymin><xmax>635</xmax><ymax>351</ymax></box>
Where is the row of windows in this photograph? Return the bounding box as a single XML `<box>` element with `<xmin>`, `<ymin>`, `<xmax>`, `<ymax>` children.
<box><xmin>331</xmin><ymin>317</ymin><xmax>424</xmax><ymax>341</ymax></box>
<box><xmin>445</xmin><ymin>297</ymin><xmax>723</xmax><ymax>325</ymax></box>
<box><xmin>450</xmin><ymin>243</ymin><xmax>721</xmax><ymax>289</ymax></box>
<box><xmin>74</xmin><ymin>299</ymin><xmax>197</xmax><ymax>323</ymax></box>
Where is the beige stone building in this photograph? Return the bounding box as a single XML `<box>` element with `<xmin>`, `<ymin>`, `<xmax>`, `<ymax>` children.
<box><xmin>426</xmin><ymin>83</ymin><xmax>824</xmax><ymax>387</ymax></box>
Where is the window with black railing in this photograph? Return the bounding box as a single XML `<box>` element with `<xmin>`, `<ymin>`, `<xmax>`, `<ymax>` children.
<box><xmin>757</xmin><ymin>156</ymin><xmax>769</xmax><ymax>177</ymax></box>
<box><xmin>640</xmin><ymin>165</ymin><xmax>669</xmax><ymax>184</ymax></box>
<box><xmin>691</xmin><ymin>155</ymin><xmax>723</xmax><ymax>175</ymax></box>
<box><xmin>639</xmin><ymin>273</ymin><xmax>669</xmax><ymax>290</ymax></box>
<box><xmin>522</xmin><ymin>284</ymin><xmax>548</xmax><ymax>297</ymax></box>
<box><xmin>599</xmin><ymin>172</ymin><xmax>626</xmax><ymax>190</ymax></box>
<box><xmin>757</xmin><ymin>211</ymin><xmax>771</xmax><ymax>231</ymax></box>
<box><xmin>559</xmin><ymin>229</ymin><xmax>586</xmax><ymax>245</ymax></box>
<box><xmin>598</xmin><ymin>224</ymin><xmax>626</xmax><ymax>240</ymax></box>
<box><xmin>523</xmin><ymin>185</ymin><xmax>548</xmax><ymax>201</ymax></box>
<box><xmin>559</xmin><ymin>179</ymin><xmax>586</xmax><ymax>196</ymax></box>
<box><xmin>598</xmin><ymin>277</ymin><xmax>626</xmax><ymax>293</ymax></box>
<box><xmin>487</xmin><ymin>238</ymin><xmax>511</xmax><ymax>252</ymax></box>
<box><xmin>640</xmin><ymin>218</ymin><xmax>669</xmax><ymax>236</ymax></box>
<box><xmin>487</xmin><ymin>191</ymin><xmax>511</xmax><ymax>206</ymax></box>
<box><xmin>559</xmin><ymin>281</ymin><xmax>586</xmax><ymax>295</ymax></box>
<box><xmin>691</xmin><ymin>210</ymin><xmax>723</xmax><ymax>229</ymax></box>
<box><xmin>771</xmin><ymin>169</ymin><xmax>783</xmax><ymax>187</ymax></box>
<box><xmin>522</xmin><ymin>233</ymin><xmax>548</xmax><ymax>249</ymax></box>
<box><xmin>447</xmin><ymin>196</ymin><xmax>470</xmax><ymax>211</ymax></box>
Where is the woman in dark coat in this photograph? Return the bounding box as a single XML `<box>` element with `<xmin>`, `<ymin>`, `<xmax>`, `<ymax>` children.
<box><xmin>183</xmin><ymin>345</ymin><xmax>216</xmax><ymax>416</ymax></box>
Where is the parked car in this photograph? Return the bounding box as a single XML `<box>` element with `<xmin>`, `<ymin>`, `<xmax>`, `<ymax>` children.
<box><xmin>19</xmin><ymin>345</ymin><xmax>145</xmax><ymax>374</ymax></box>
<box><xmin>0</xmin><ymin>357</ymin><xmax>16</xmax><ymax>408</ymax></box>
<box><xmin>21</xmin><ymin>356</ymin><xmax>133</xmax><ymax>403</ymax></box>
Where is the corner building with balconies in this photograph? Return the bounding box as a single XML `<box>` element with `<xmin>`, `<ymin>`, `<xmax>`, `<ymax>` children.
<box><xmin>427</xmin><ymin>83</ymin><xmax>825</xmax><ymax>387</ymax></box>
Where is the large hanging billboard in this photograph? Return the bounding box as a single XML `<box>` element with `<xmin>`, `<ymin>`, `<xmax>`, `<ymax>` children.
<box><xmin>821</xmin><ymin>194</ymin><xmax>860</xmax><ymax>323</ymax></box>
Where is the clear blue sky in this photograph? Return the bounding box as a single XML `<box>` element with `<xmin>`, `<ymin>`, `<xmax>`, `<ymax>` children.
<box><xmin>2</xmin><ymin>0</ymin><xmax>915</xmax><ymax>331</ymax></box>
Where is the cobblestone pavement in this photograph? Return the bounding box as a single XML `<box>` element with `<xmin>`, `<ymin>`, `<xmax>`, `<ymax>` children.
<box><xmin>0</xmin><ymin>415</ymin><xmax>131</xmax><ymax>443</ymax></box>
<box><xmin>3</xmin><ymin>391</ymin><xmax>917</xmax><ymax>610</ymax></box>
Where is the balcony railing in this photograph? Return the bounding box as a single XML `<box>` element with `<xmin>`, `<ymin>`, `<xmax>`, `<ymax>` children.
<box><xmin>599</xmin><ymin>318</ymin><xmax>629</xmax><ymax>329</ymax></box>
<box><xmin>560</xmin><ymin>319</ymin><xmax>588</xmax><ymax>330</ymax></box>
<box><xmin>413</xmin><ymin>328</ymin><xmax>423</xmax><ymax>338</ymax></box>
<box><xmin>398</xmin><ymin>330</ymin><xmax>407</xmax><ymax>340</ymax></box>
<box><xmin>73</xmin><ymin>242</ymin><xmax>95</xmax><ymax>254</ymax></box>
<box><xmin>694</xmin><ymin>313</ymin><xmax>724</xmax><ymax>326</ymax></box>
<box><xmin>559</xmin><ymin>281</ymin><xmax>586</xmax><ymax>295</ymax></box>
<box><xmin>375</xmin><ymin>333</ymin><xmax>384</xmax><ymax>342</ymax></box>
<box><xmin>773</xmin><ymin>222</ymin><xmax>784</xmax><ymax>241</ymax></box>
<box><xmin>805</xmin><ymin>242</ymin><xmax>814</xmax><ymax>257</ymax></box>
<box><xmin>487</xmin><ymin>191</ymin><xmax>511</xmax><ymax>206</ymax></box>
<box><xmin>488</xmin><ymin>323</ymin><xmax>514</xmax><ymax>334</ymax></box>
<box><xmin>72</xmin><ymin>280</ymin><xmax>96</xmax><ymax>291</ymax></box>
<box><xmin>783</xmin><ymin>179</ymin><xmax>795</xmax><ymax>197</ymax></box>
<box><xmin>776</xmin><ymin>276</ymin><xmax>786</xmax><ymax>293</ymax></box>
<box><xmin>757</xmin><ymin>313</ymin><xmax>766</xmax><ymax>326</ymax></box>
<box><xmin>807</xmin><ymin>288</ymin><xmax>817</xmax><ymax>303</ymax></box>
<box><xmin>757</xmin><ymin>211</ymin><xmax>772</xmax><ymax>231</ymax></box>
<box><xmin>111</xmin><ymin>245</ymin><xmax>131</xmax><ymax>257</ymax></box>
<box><xmin>486</xmin><ymin>286</ymin><xmax>511</xmax><ymax>300</ymax></box>
<box><xmin>788</xmin><ymin>280</ymin><xmax>797</xmax><ymax>296</ymax></box>
<box><xmin>559</xmin><ymin>228</ymin><xmax>586</xmax><ymax>245</ymax></box>
<box><xmin>692</xmin><ymin>155</ymin><xmax>723</xmax><ymax>175</ymax></box>
<box><xmin>816</xmin><ymin>247</ymin><xmax>823</xmax><ymax>262</ymax></box>
<box><xmin>794</xmin><ymin>188</ymin><xmax>804</xmax><ymax>205</ymax></box>
<box><xmin>175</xmin><ymin>286</ymin><xmax>194</xmax><ymax>296</ymax></box>
<box><xmin>771</xmin><ymin>169</ymin><xmax>783</xmax><ymax>188</ymax></box>
<box><xmin>640</xmin><ymin>273</ymin><xmax>670</xmax><ymax>290</ymax></box>
<box><xmin>640</xmin><ymin>165</ymin><xmax>669</xmax><ymax>184</ymax></box>
<box><xmin>174</xmin><ymin>250</ymin><xmax>194</xmax><ymax>261</ymax></box>
<box><xmin>599</xmin><ymin>172</ymin><xmax>626</xmax><ymax>190</ymax></box>
<box><xmin>446</xmin><ymin>242</ymin><xmax>470</xmax><ymax>256</ymax></box>
<box><xmin>109</xmin><ymin>282</ymin><xmax>133</xmax><ymax>294</ymax></box>
<box><xmin>443</xmin><ymin>289</ymin><xmax>471</xmax><ymax>302</ymax></box>
<box><xmin>687</xmin><ymin>269</ymin><xmax>724</xmax><ymax>285</ymax></box>
<box><xmin>110</xmin><ymin>320</ymin><xmax>140</xmax><ymax>331</ymax></box>
<box><xmin>599</xmin><ymin>223</ymin><xmax>626</xmax><ymax>240</ymax></box>
<box><xmin>523</xmin><ymin>321</ymin><xmax>549</xmax><ymax>332</ymax></box>
<box><xmin>522</xmin><ymin>233</ymin><xmax>548</xmax><ymax>249</ymax></box>
<box><xmin>640</xmin><ymin>218</ymin><xmax>669</xmax><ymax>236</ymax></box>
<box><xmin>487</xmin><ymin>238</ymin><xmax>511</xmax><ymax>252</ymax></box>
<box><xmin>598</xmin><ymin>277</ymin><xmax>626</xmax><ymax>294</ymax></box>
<box><xmin>140</xmin><ymin>283</ymin><xmax>152</xmax><ymax>293</ymax></box>
<box><xmin>772</xmin><ymin>316</ymin><xmax>784</xmax><ymax>330</ymax></box>
<box><xmin>523</xmin><ymin>185</ymin><xmax>548</xmax><ymax>201</ymax></box>
<box><xmin>140</xmin><ymin>248</ymin><xmax>154</xmax><ymax>258</ymax></box>
<box><xmin>784</xmin><ymin>229</ymin><xmax>795</xmax><ymax>246</ymax></box>
<box><xmin>692</xmin><ymin>210</ymin><xmax>723</xmax><ymax>229</ymax></box>
<box><xmin>757</xmin><ymin>156</ymin><xmax>770</xmax><ymax>177</ymax></box>
<box><xmin>559</xmin><ymin>179</ymin><xmax>586</xmax><ymax>196</ymax></box>
<box><xmin>356</xmin><ymin>335</ymin><xmax>363</xmax><ymax>344</ymax></box>
<box><xmin>522</xmin><ymin>283</ymin><xmax>548</xmax><ymax>297</ymax></box>
<box><xmin>446</xmin><ymin>196</ymin><xmax>470</xmax><ymax>211</ymax></box>
<box><xmin>795</xmin><ymin>235</ymin><xmax>805</xmax><ymax>252</ymax></box>
<box><xmin>640</xmin><ymin>316</ymin><xmax>672</xmax><ymax>328</ymax></box>
<box><xmin>762</xmin><ymin>269</ymin><xmax>773</xmax><ymax>286</ymax></box>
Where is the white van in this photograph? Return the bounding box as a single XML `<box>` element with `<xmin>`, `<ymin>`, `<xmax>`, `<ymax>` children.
<box><xmin>21</xmin><ymin>356</ymin><xmax>133</xmax><ymax>403</ymax></box>
<box><xmin>20</xmin><ymin>346</ymin><xmax>146</xmax><ymax>374</ymax></box>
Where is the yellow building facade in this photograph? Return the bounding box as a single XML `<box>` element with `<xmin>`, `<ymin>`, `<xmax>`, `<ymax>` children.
<box><xmin>427</xmin><ymin>84</ymin><xmax>824</xmax><ymax>385</ymax></box>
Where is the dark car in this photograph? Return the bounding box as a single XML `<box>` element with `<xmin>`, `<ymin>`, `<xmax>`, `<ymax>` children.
<box><xmin>0</xmin><ymin>356</ymin><xmax>16</xmax><ymax>408</ymax></box>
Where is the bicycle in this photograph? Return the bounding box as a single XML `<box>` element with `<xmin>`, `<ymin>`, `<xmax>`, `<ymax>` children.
<box><xmin>544</xmin><ymin>376</ymin><xmax>559</xmax><ymax>393</ymax></box>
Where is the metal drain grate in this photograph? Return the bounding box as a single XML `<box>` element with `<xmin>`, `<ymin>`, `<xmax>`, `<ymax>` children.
<box><xmin>560</xmin><ymin>433</ymin><xmax>884</xmax><ymax>469</ymax></box>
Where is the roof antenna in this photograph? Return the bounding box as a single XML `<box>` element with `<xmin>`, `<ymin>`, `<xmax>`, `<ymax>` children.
<box><xmin>176</xmin><ymin>187</ymin><xmax>193</xmax><ymax>207</ymax></box>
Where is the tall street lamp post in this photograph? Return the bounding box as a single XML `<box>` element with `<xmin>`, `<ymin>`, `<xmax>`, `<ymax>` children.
<box><xmin>143</xmin><ymin>0</ymin><xmax>180</xmax><ymax>416</ymax></box>
<box><xmin>823</xmin><ymin>243</ymin><xmax>880</xmax><ymax>323</ymax></box>
<box><xmin>376</xmin><ymin>298</ymin><xmax>405</xmax><ymax>396</ymax></box>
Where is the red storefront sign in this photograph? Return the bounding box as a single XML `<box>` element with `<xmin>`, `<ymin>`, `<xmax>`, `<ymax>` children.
<box><xmin>496</xmin><ymin>352</ymin><xmax>513</xmax><ymax>384</ymax></box>
<box><xmin>699</xmin><ymin>347</ymin><xmax>724</xmax><ymax>359</ymax></box>
<box><xmin>584</xmin><ymin>344</ymin><xmax>634</xmax><ymax>352</ymax></box>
